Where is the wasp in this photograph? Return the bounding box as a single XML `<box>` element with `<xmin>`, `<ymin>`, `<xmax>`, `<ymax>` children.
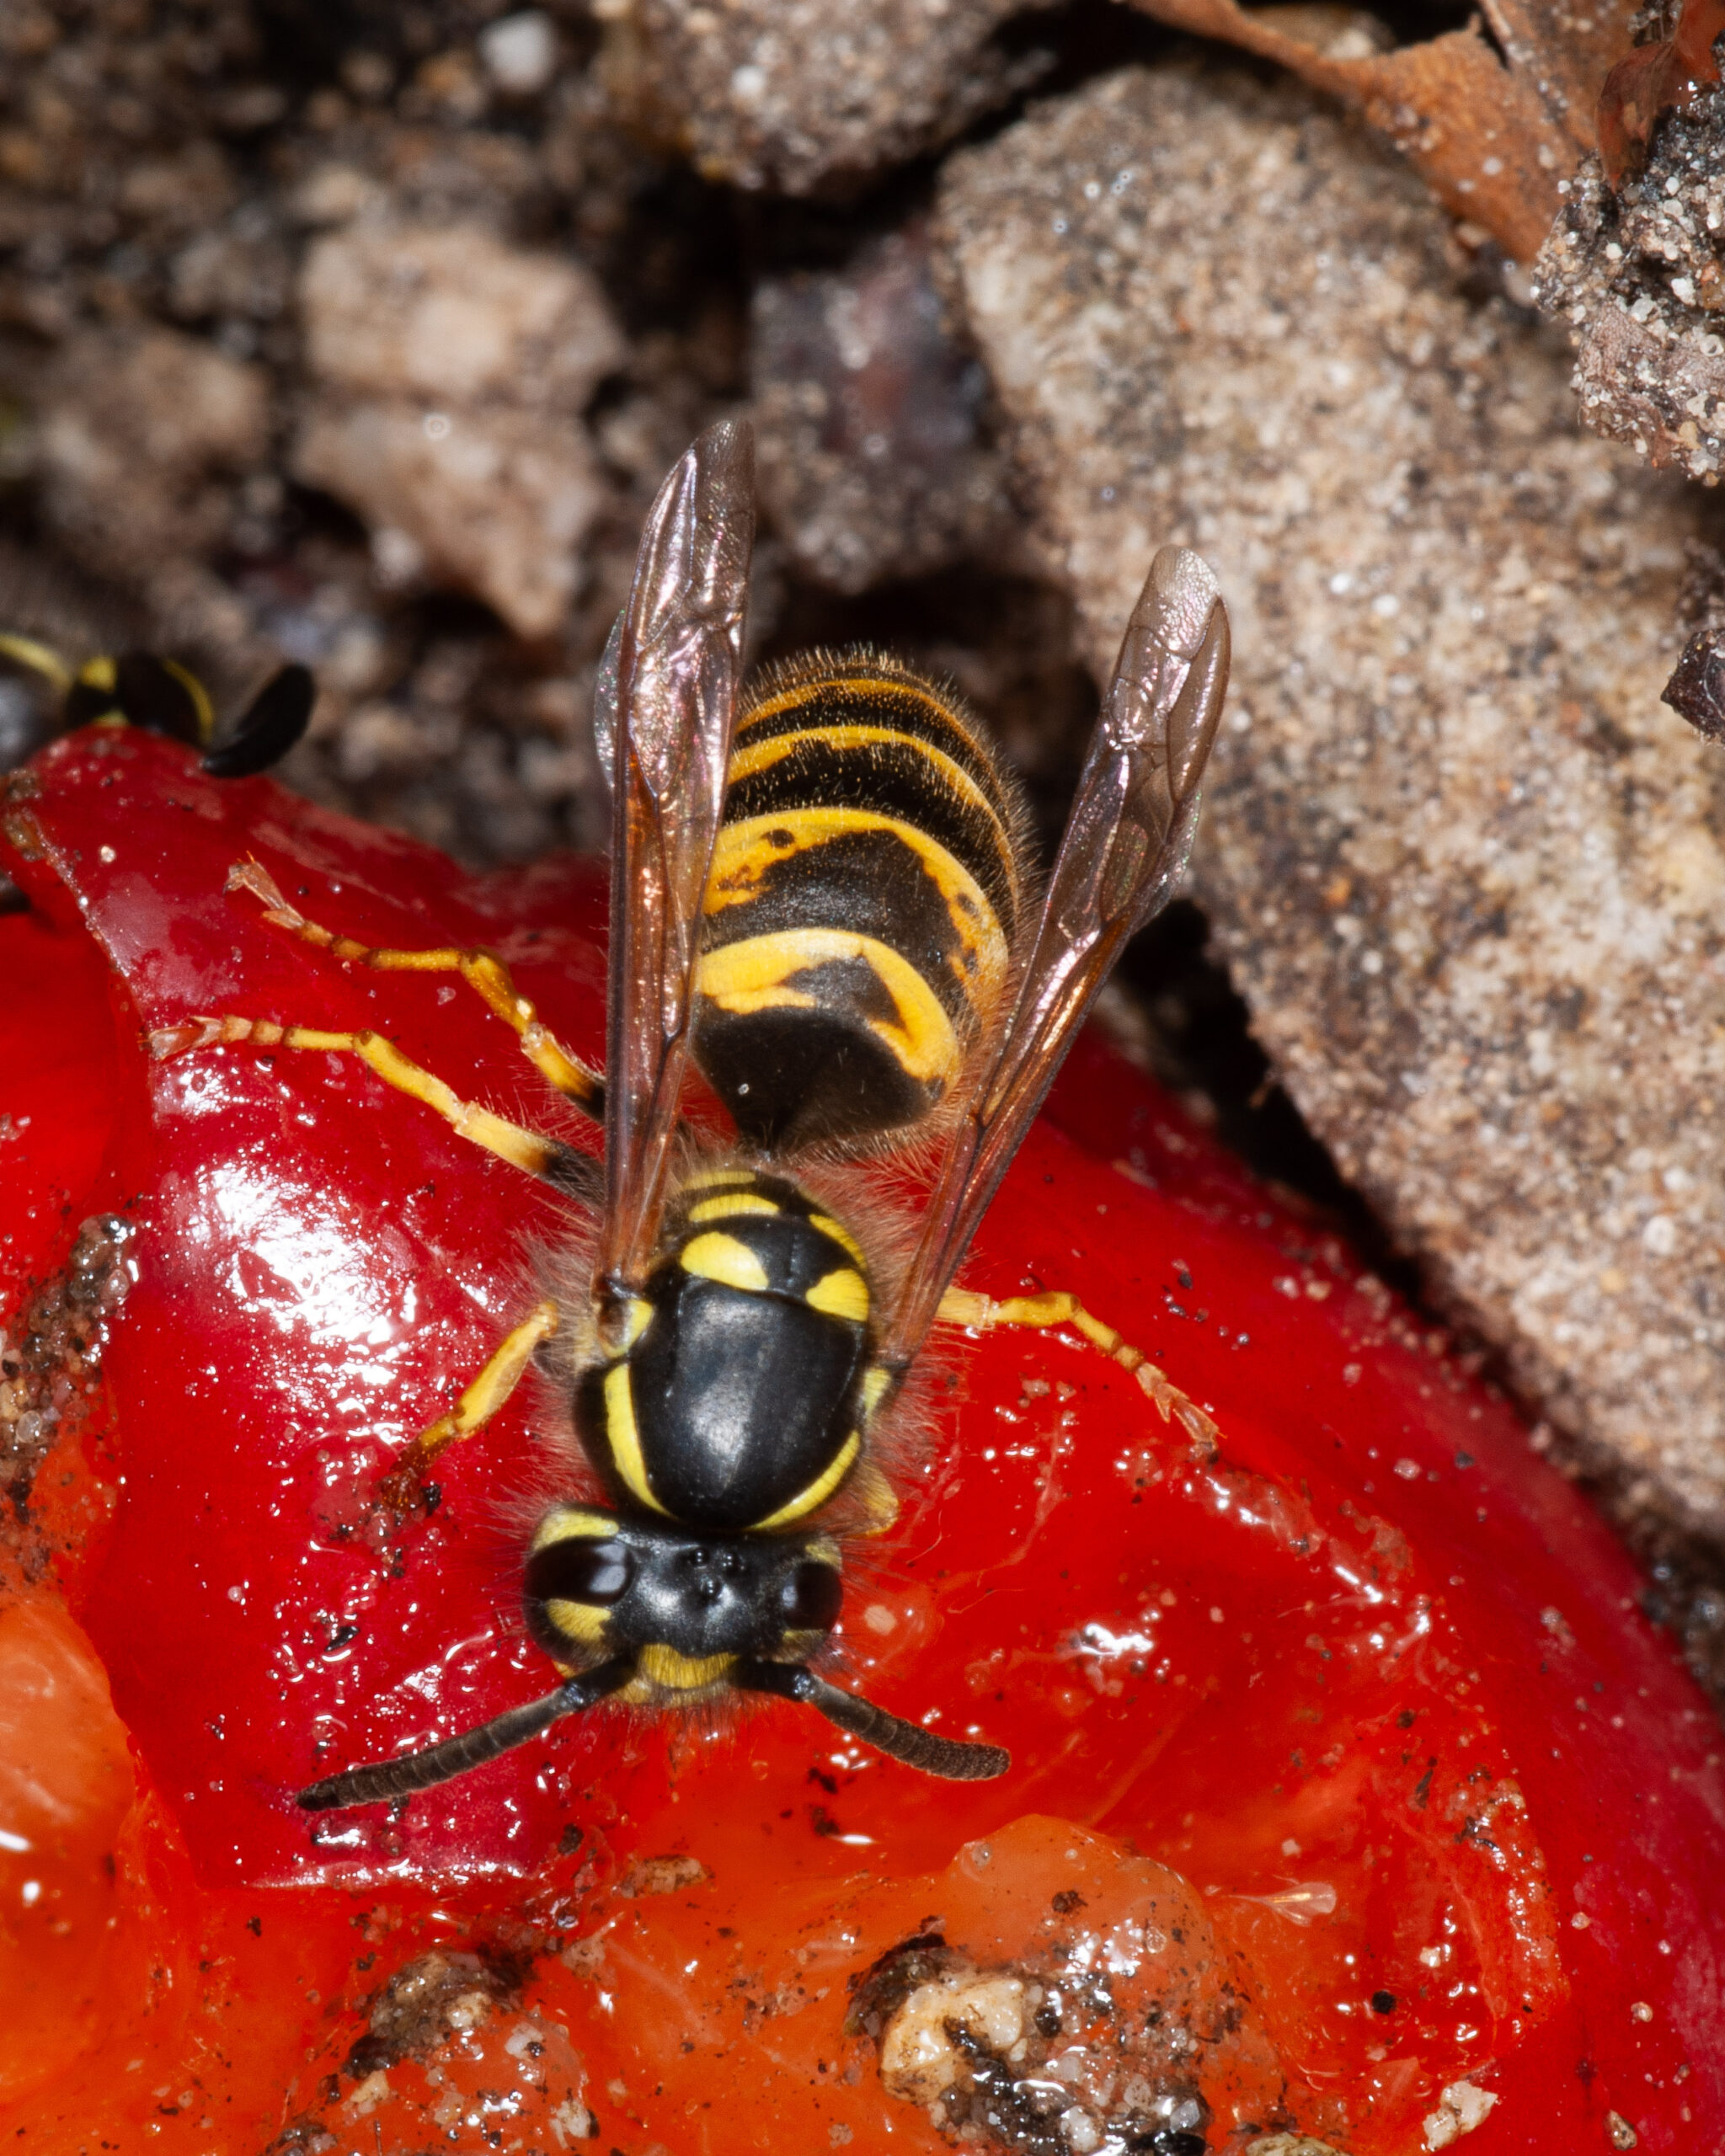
<box><xmin>0</xmin><ymin>632</ymin><xmax>315</xmax><ymax>777</ymax></box>
<box><xmin>150</xmin><ymin>420</ymin><xmax>1229</xmax><ymax>1806</ymax></box>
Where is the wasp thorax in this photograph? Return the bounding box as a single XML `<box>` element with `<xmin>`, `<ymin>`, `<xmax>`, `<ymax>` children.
<box><xmin>525</xmin><ymin>1508</ymin><xmax>843</xmax><ymax>1679</ymax></box>
<box><xmin>575</xmin><ymin>1169</ymin><xmax>880</xmax><ymax>1535</ymax></box>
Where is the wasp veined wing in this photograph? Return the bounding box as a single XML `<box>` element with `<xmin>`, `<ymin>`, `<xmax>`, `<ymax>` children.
<box><xmin>879</xmin><ymin>545</ymin><xmax>1231</xmax><ymax>1372</ymax></box>
<box><xmin>594</xmin><ymin>418</ymin><xmax>756</xmax><ymax>1333</ymax></box>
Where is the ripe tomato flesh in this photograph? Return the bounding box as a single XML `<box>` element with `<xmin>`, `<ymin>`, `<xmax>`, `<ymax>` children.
<box><xmin>0</xmin><ymin>730</ymin><xmax>1719</xmax><ymax>2153</ymax></box>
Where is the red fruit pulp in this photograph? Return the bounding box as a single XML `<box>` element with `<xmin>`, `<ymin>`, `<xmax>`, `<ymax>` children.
<box><xmin>0</xmin><ymin>729</ymin><xmax>1720</xmax><ymax>2153</ymax></box>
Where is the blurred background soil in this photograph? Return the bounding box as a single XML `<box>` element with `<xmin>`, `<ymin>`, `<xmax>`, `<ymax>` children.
<box><xmin>4</xmin><ymin>0</ymin><xmax>1725</xmax><ymax>1697</ymax></box>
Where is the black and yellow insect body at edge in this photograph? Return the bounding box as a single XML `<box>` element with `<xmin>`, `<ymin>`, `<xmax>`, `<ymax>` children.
<box><xmin>61</xmin><ymin>649</ymin><xmax>216</xmax><ymax>743</ymax></box>
<box><xmin>0</xmin><ymin>632</ymin><xmax>315</xmax><ymax>776</ymax></box>
<box><xmin>695</xmin><ymin>654</ymin><xmax>1025</xmax><ymax>1150</ymax></box>
<box><xmin>154</xmin><ymin>420</ymin><xmax>1233</xmax><ymax>1813</ymax></box>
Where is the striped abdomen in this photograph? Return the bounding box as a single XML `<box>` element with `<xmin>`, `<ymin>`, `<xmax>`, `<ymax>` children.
<box><xmin>694</xmin><ymin>654</ymin><xmax>1025</xmax><ymax>1149</ymax></box>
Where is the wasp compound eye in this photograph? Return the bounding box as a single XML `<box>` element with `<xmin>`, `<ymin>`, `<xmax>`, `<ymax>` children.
<box><xmin>781</xmin><ymin>1559</ymin><xmax>843</xmax><ymax>1632</ymax></box>
<box><xmin>525</xmin><ymin>1535</ymin><xmax>636</xmax><ymax>1605</ymax></box>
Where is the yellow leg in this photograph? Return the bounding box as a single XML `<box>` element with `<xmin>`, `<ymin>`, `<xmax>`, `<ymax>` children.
<box><xmin>148</xmin><ymin>1012</ymin><xmax>567</xmax><ymax>1183</ymax></box>
<box><xmin>380</xmin><ymin>1298</ymin><xmax>559</xmax><ymax>1511</ymax></box>
<box><xmin>225</xmin><ymin>860</ymin><xmax>603</xmax><ymax>1114</ymax></box>
<box><xmin>937</xmin><ymin>1286</ymin><xmax>1220</xmax><ymax>1449</ymax></box>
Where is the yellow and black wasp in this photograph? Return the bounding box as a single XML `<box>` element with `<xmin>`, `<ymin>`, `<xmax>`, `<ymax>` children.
<box><xmin>152</xmin><ymin>420</ymin><xmax>1230</xmax><ymax>1806</ymax></box>
<box><xmin>0</xmin><ymin>632</ymin><xmax>314</xmax><ymax>776</ymax></box>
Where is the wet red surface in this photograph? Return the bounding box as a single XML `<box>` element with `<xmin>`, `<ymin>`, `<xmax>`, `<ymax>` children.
<box><xmin>1</xmin><ymin>728</ymin><xmax>1721</xmax><ymax>2152</ymax></box>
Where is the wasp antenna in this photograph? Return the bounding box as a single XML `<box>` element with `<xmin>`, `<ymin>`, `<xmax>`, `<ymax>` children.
<box><xmin>203</xmin><ymin>663</ymin><xmax>317</xmax><ymax>778</ymax></box>
<box><xmin>296</xmin><ymin>1656</ymin><xmax>634</xmax><ymax>1812</ymax></box>
<box><xmin>734</xmin><ymin>1660</ymin><xmax>1010</xmax><ymax>1782</ymax></box>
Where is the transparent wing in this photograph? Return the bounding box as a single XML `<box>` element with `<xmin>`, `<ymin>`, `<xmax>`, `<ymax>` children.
<box><xmin>595</xmin><ymin>419</ymin><xmax>755</xmax><ymax>1333</ymax></box>
<box><xmin>879</xmin><ymin>546</ymin><xmax>1231</xmax><ymax>1373</ymax></box>
<box><xmin>590</xmin><ymin>609</ymin><xmax>621</xmax><ymax>797</ymax></box>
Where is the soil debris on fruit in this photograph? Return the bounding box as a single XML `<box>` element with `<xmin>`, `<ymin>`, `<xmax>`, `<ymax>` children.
<box><xmin>0</xmin><ymin>1214</ymin><xmax>132</xmax><ymax>1540</ymax></box>
<box><xmin>344</xmin><ymin>1945</ymin><xmax>531</xmax><ymax>2078</ymax></box>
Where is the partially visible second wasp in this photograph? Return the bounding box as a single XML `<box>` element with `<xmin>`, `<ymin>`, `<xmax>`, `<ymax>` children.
<box><xmin>151</xmin><ymin>419</ymin><xmax>1231</xmax><ymax>1808</ymax></box>
<box><xmin>0</xmin><ymin>632</ymin><xmax>314</xmax><ymax>776</ymax></box>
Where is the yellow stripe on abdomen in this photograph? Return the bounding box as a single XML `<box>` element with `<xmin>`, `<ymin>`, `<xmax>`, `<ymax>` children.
<box><xmin>704</xmin><ymin>807</ymin><xmax>1009</xmax><ymax>1006</ymax></box>
<box><xmin>695</xmin><ymin>928</ymin><xmax>963</xmax><ymax>1087</ymax></box>
<box><xmin>738</xmin><ymin>671</ymin><xmax>976</xmax><ymax>734</ymax></box>
<box><xmin>724</xmin><ymin>726</ymin><xmax>1016</xmax><ymax>899</ymax></box>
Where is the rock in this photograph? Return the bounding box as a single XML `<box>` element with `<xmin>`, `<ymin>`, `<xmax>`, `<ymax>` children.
<box><xmin>294</xmin><ymin>398</ymin><xmax>608</xmax><ymax>643</ymax></box>
<box><xmin>601</xmin><ymin>0</ymin><xmax>1055</xmax><ymax>196</ymax></box>
<box><xmin>751</xmin><ymin>221</ymin><xmax>1006</xmax><ymax>593</ymax></box>
<box><xmin>1422</xmin><ymin>2079</ymin><xmax>1499</xmax><ymax>2149</ymax></box>
<box><xmin>293</xmin><ymin>221</ymin><xmax>625</xmax><ymax>638</ymax></box>
<box><xmin>290</xmin><ymin>163</ymin><xmax>391</xmax><ymax>231</ymax></box>
<box><xmin>167</xmin><ymin>211</ymin><xmax>293</xmax><ymax>329</ymax></box>
<box><xmin>478</xmin><ymin>11</ymin><xmax>559</xmax><ymax>99</ymax></box>
<box><xmin>1664</xmin><ymin>624</ymin><xmax>1725</xmax><ymax>743</ymax></box>
<box><xmin>937</xmin><ymin>61</ymin><xmax>1725</xmax><ymax>1536</ymax></box>
<box><xmin>298</xmin><ymin>221</ymin><xmax>623</xmax><ymax>413</ymax></box>
<box><xmin>115</xmin><ymin>139</ymin><xmax>238</xmax><ymax>237</ymax></box>
<box><xmin>0</xmin><ymin>0</ymin><xmax>652</xmax><ymax>866</ymax></box>
<box><xmin>1533</xmin><ymin>92</ymin><xmax>1725</xmax><ymax>484</ymax></box>
<box><xmin>35</xmin><ymin>324</ymin><xmax>270</xmax><ymax>584</ymax></box>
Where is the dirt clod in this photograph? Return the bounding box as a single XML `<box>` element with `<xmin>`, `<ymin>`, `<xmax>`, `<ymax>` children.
<box><xmin>937</xmin><ymin>60</ymin><xmax>1725</xmax><ymax>1555</ymax></box>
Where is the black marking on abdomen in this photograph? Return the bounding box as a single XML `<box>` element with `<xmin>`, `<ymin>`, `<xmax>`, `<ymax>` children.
<box><xmin>697</xmin><ymin>992</ymin><xmax>936</xmax><ymax>1146</ymax></box>
<box><xmin>705</xmin><ymin>824</ymin><xmax>985</xmax><ymax>1018</ymax></box>
<box><xmin>724</xmin><ymin>734</ymin><xmax>1017</xmax><ymax>937</ymax></box>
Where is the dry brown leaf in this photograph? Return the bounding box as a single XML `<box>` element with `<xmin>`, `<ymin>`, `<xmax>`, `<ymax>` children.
<box><xmin>1482</xmin><ymin>0</ymin><xmax>1640</xmax><ymax>152</ymax></box>
<box><xmin>1124</xmin><ymin>0</ymin><xmax>1637</xmax><ymax>260</ymax></box>
<box><xmin>1596</xmin><ymin>0</ymin><xmax>1725</xmax><ymax>183</ymax></box>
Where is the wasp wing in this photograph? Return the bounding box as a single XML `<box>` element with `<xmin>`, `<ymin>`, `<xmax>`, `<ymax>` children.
<box><xmin>595</xmin><ymin>419</ymin><xmax>755</xmax><ymax>1324</ymax></box>
<box><xmin>879</xmin><ymin>545</ymin><xmax>1230</xmax><ymax>1372</ymax></box>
